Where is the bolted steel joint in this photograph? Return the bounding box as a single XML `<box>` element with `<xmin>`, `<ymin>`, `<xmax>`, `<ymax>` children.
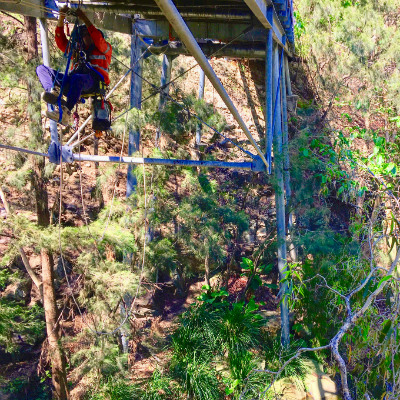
<box><xmin>251</xmin><ymin>155</ymin><xmax>267</xmax><ymax>172</ymax></box>
<box><xmin>48</xmin><ymin>142</ymin><xmax>74</xmax><ymax>164</ymax></box>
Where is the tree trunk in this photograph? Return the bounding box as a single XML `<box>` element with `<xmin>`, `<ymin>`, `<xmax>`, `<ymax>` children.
<box><xmin>41</xmin><ymin>249</ymin><xmax>69</xmax><ymax>400</ymax></box>
<box><xmin>24</xmin><ymin>16</ymin><xmax>38</xmax><ymax>61</ymax></box>
<box><xmin>31</xmin><ymin>158</ymin><xmax>51</xmax><ymax>226</ymax></box>
<box><xmin>24</xmin><ymin>17</ymin><xmax>69</xmax><ymax>399</ymax></box>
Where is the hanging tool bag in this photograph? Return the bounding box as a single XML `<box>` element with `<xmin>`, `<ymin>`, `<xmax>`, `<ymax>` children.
<box><xmin>92</xmin><ymin>98</ymin><xmax>112</xmax><ymax>131</ymax></box>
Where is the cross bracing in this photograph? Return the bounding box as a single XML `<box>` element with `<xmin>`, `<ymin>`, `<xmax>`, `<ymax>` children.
<box><xmin>0</xmin><ymin>0</ymin><xmax>296</xmax><ymax>346</ymax></box>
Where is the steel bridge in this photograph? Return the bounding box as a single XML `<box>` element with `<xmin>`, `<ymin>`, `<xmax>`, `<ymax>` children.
<box><xmin>0</xmin><ymin>0</ymin><xmax>296</xmax><ymax>346</ymax></box>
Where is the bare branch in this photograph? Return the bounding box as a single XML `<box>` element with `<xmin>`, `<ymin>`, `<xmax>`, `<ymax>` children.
<box><xmin>0</xmin><ymin>186</ymin><xmax>43</xmax><ymax>297</ymax></box>
<box><xmin>245</xmin><ymin>246</ymin><xmax>400</xmax><ymax>400</ymax></box>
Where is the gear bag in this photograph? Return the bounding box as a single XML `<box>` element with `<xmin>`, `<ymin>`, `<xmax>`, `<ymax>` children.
<box><xmin>92</xmin><ymin>98</ymin><xmax>112</xmax><ymax>131</ymax></box>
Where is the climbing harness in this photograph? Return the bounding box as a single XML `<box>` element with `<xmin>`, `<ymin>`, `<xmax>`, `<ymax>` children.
<box><xmin>47</xmin><ymin>16</ymin><xmax>112</xmax><ymax>133</ymax></box>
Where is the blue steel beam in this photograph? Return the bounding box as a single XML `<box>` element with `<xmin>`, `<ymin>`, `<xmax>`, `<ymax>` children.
<box><xmin>265</xmin><ymin>28</ymin><xmax>273</xmax><ymax>174</ymax></box>
<box><xmin>272</xmin><ymin>43</ymin><xmax>290</xmax><ymax>347</ymax></box>
<box><xmin>243</xmin><ymin>0</ymin><xmax>292</xmax><ymax>54</ymax></box>
<box><xmin>1</xmin><ymin>0</ymin><xmax>293</xmax><ymax>48</ymax></box>
<box><xmin>72</xmin><ymin>154</ymin><xmax>265</xmax><ymax>172</ymax></box>
<box><xmin>39</xmin><ymin>18</ymin><xmax>58</xmax><ymax>144</ymax></box>
<box><xmin>127</xmin><ymin>25</ymin><xmax>143</xmax><ymax>197</ymax></box>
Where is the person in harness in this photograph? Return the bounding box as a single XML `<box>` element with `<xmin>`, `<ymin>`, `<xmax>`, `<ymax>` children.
<box><xmin>36</xmin><ymin>7</ymin><xmax>112</xmax><ymax>126</ymax></box>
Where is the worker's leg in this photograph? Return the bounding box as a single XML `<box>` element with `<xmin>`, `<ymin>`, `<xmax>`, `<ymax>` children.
<box><xmin>36</xmin><ymin>65</ymin><xmax>64</xmax><ymax>91</ymax></box>
<box><xmin>64</xmin><ymin>73</ymin><xmax>95</xmax><ymax>111</ymax></box>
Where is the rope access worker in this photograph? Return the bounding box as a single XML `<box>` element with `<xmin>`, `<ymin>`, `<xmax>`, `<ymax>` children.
<box><xmin>36</xmin><ymin>7</ymin><xmax>112</xmax><ymax>126</ymax></box>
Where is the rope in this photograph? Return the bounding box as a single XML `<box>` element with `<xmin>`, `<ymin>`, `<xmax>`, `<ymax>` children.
<box><xmin>57</xmin><ymin>90</ymin><xmax>147</xmax><ymax>337</ymax></box>
<box><xmin>56</xmin><ymin>20</ymin><xmax>78</xmax><ymax>122</ymax></box>
<box><xmin>57</xmin><ymin>131</ymin><xmax>88</xmax><ymax>329</ymax></box>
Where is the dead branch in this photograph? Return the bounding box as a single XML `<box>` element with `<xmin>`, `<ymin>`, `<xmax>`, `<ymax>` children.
<box><xmin>0</xmin><ymin>186</ymin><xmax>43</xmax><ymax>298</ymax></box>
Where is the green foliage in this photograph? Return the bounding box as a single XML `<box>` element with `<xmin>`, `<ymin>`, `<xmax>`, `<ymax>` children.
<box><xmin>156</xmin><ymin>93</ymin><xmax>226</xmax><ymax>145</ymax></box>
<box><xmin>84</xmin><ymin>377</ymin><xmax>140</xmax><ymax>400</ymax></box>
<box><xmin>3</xmin><ymin>375</ymin><xmax>50</xmax><ymax>400</ymax></box>
<box><xmin>264</xmin><ymin>336</ymin><xmax>311</xmax><ymax>385</ymax></box>
<box><xmin>170</xmin><ymin>287</ymin><xmax>265</xmax><ymax>398</ymax></box>
<box><xmin>173</xmin><ymin>357</ymin><xmax>221</xmax><ymax>400</ymax></box>
<box><xmin>86</xmin><ymin>370</ymin><xmax>180</xmax><ymax>400</ymax></box>
<box><xmin>0</xmin><ymin>297</ymin><xmax>45</xmax><ymax>354</ymax></box>
<box><xmin>240</xmin><ymin>257</ymin><xmax>273</xmax><ymax>295</ymax></box>
<box><xmin>71</xmin><ymin>335</ymin><xmax>129</xmax><ymax>383</ymax></box>
<box><xmin>140</xmin><ymin>370</ymin><xmax>180</xmax><ymax>400</ymax></box>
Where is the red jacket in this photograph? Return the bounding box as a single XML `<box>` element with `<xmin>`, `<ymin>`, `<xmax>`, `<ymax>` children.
<box><xmin>55</xmin><ymin>25</ymin><xmax>112</xmax><ymax>85</ymax></box>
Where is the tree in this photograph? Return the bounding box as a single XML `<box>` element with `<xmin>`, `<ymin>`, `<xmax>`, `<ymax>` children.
<box><xmin>24</xmin><ymin>16</ymin><xmax>69</xmax><ymax>399</ymax></box>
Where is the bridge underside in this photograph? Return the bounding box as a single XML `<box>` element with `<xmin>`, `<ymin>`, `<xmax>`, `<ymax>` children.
<box><xmin>0</xmin><ymin>0</ymin><xmax>294</xmax><ymax>56</ymax></box>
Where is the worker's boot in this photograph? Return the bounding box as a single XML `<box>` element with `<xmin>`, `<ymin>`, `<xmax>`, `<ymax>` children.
<box><xmin>46</xmin><ymin>105</ymin><xmax>71</xmax><ymax>126</ymax></box>
<box><xmin>41</xmin><ymin>89</ymin><xmax>67</xmax><ymax>107</ymax></box>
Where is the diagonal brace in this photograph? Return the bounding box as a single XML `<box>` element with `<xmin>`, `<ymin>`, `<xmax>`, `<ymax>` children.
<box><xmin>153</xmin><ymin>0</ymin><xmax>269</xmax><ymax>172</ymax></box>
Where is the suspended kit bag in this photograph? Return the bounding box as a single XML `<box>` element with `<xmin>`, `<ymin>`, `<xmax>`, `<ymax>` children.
<box><xmin>92</xmin><ymin>98</ymin><xmax>112</xmax><ymax>131</ymax></box>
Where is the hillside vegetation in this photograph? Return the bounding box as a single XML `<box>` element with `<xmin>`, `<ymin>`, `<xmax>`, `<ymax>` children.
<box><xmin>0</xmin><ymin>1</ymin><xmax>400</xmax><ymax>399</ymax></box>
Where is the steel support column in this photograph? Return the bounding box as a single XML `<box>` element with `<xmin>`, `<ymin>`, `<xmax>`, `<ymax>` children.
<box><xmin>39</xmin><ymin>18</ymin><xmax>58</xmax><ymax>144</ymax></box>
<box><xmin>196</xmin><ymin>67</ymin><xmax>206</xmax><ymax>146</ymax></box>
<box><xmin>243</xmin><ymin>0</ymin><xmax>291</xmax><ymax>54</ymax></box>
<box><xmin>282</xmin><ymin>54</ymin><xmax>297</xmax><ymax>263</ymax></box>
<box><xmin>156</xmin><ymin>54</ymin><xmax>173</xmax><ymax>147</ymax></box>
<box><xmin>265</xmin><ymin>28</ymin><xmax>273</xmax><ymax>174</ymax></box>
<box><xmin>127</xmin><ymin>25</ymin><xmax>144</xmax><ymax>197</ymax></box>
<box><xmin>281</xmin><ymin>55</ymin><xmax>291</xmax><ymax>210</ymax></box>
<box><xmin>272</xmin><ymin>43</ymin><xmax>289</xmax><ymax>347</ymax></box>
<box><xmin>284</xmin><ymin>55</ymin><xmax>293</xmax><ymax>96</ymax></box>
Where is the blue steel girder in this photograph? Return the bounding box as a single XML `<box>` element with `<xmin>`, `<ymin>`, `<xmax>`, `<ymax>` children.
<box><xmin>244</xmin><ymin>0</ymin><xmax>294</xmax><ymax>50</ymax></box>
<box><xmin>0</xmin><ymin>0</ymin><xmax>293</xmax><ymax>50</ymax></box>
<box><xmin>135</xmin><ymin>19</ymin><xmax>265</xmax><ymax>44</ymax></box>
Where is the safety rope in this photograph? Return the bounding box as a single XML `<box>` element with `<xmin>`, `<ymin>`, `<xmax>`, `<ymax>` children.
<box><xmin>57</xmin><ymin>29</ymin><xmax>76</xmax><ymax>122</ymax></box>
